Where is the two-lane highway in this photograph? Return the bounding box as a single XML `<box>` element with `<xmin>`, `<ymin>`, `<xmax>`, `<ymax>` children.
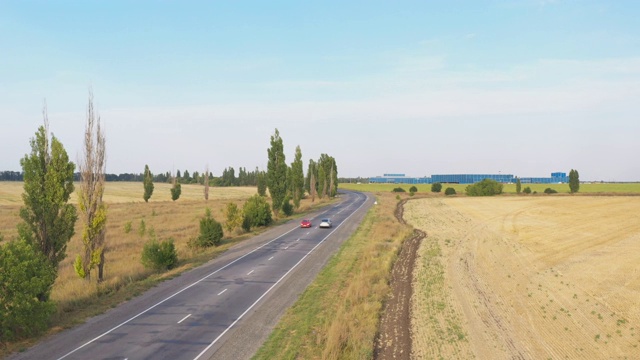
<box><xmin>11</xmin><ymin>190</ymin><xmax>372</xmax><ymax>360</ymax></box>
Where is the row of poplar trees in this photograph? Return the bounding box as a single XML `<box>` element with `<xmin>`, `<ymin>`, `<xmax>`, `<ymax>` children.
<box><xmin>266</xmin><ymin>129</ymin><xmax>338</xmax><ymax>217</ymax></box>
<box><xmin>0</xmin><ymin>92</ymin><xmax>107</xmax><ymax>340</ymax></box>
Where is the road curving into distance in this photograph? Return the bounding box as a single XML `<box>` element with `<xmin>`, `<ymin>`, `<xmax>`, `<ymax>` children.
<box><xmin>10</xmin><ymin>190</ymin><xmax>373</xmax><ymax>360</ymax></box>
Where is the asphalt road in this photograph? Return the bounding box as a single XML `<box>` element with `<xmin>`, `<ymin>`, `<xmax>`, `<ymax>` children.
<box><xmin>10</xmin><ymin>190</ymin><xmax>372</xmax><ymax>360</ymax></box>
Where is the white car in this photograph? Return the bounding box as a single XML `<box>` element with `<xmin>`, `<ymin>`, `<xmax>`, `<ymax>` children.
<box><xmin>319</xmin><ymin>219</ymin><xmax>332</xmax><ymax>228</ymax></box>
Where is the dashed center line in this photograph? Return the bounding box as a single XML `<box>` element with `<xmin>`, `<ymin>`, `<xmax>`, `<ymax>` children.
<box><xmin>268</xmin><ymin>256</ymin><xmax>274</xmax><ymax>261</ymax></box>
<box><xmin>218</xmin><ymin>289</ymin><xmax>228</xmax><ymax>296</ymax></box>
<box><xmin>284</xmin><ymin>246</ymin><xmax>289</xmax><ymax>250</ymax></box>
<box><xmin>247</xmin><ymin>270</ymin><xmax>254</xmax><ymax>275</ymax></box>
<box><xmin>178</xmin><ymin>314</ymin><xmax>191</xmax><ymax>324</ymax></box>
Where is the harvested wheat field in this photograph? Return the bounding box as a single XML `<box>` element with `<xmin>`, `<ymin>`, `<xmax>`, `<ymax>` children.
<box><xmin>405</xmin><ymin>196</ymin><xmax>640</xmax><ymax>360</ymax></box>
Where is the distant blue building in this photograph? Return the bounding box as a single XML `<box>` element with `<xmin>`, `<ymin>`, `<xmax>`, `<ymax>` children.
<box><xmin>369</xmin><ymin>172</ymin><xmax>567</xmax><ymax>185</ymax></box>
<box><xmin>368</xmin><ymin>173</ymin><xmax>431</xmax><ymax>184</ymax></box>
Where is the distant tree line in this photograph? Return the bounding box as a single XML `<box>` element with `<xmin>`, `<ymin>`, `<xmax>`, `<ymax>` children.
<box><xmin>0</xmin><ymin>167</ymin><xmax>264</xmax><ymax>187</ymax></box>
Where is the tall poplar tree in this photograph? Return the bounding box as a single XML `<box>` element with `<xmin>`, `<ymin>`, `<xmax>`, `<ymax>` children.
<box><xmin>143</xmin><ymin>165</ymin><xmax>154</xmax><ymax>202</ymax></box>
<box><xmin>256</xmin><ymin>170</ymin><xmax>267</xmax><ymax>197</ymax></box>
<box><xmin>267</xmin><ymin>129</ymin><xmax>287</xmax><ymax>216</ymax></box>
<box><xmin>19</xmin><ymin>107</ymin><xmax>77</xmax><ymax>285</ymax></box>
<box><xmin>291</xmin><ymin>145</ymin><xmax>304</xmax><ymax>209</ymax></box>
<box><xmin>74</xmin><ymin>91</ymin><xmax>108</xmax><ymax>282</ymax></box>
<box><xmin>306</xmin><ymin>159</ymin><xmax>317</xmax><ymax>199</ymax></box>
<box><xmin>204</xmin><ymin>165</ymin><xmax>210</xmax><ymax>201</ymax></box>
<box><xmin>569</xmin><ymin>169</ymin><xmax>580</xmax><ymax>193</ymax></box>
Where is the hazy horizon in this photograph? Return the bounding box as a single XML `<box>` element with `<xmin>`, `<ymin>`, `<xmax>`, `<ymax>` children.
<box><xmin>2</xmin><ymin>1</ymin><xmax>638</xmax><ymax>181</ymax></box>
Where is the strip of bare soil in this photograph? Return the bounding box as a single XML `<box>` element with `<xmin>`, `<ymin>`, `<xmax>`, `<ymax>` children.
<box><xmin>374</xmin><ymin>199</ymin><xmax>425</xmax><ymax>360</ymax></box>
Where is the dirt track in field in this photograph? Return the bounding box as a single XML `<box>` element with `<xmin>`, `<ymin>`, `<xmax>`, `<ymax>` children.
<box><xmin>405</xmin><ymin>196</ymin><xmax>640</xmax><ymax>360</ymax></box>
<box><xmin>374</xmin><ymin>199</ymin><xmax>424</xmax><ymax>360</ymax></box>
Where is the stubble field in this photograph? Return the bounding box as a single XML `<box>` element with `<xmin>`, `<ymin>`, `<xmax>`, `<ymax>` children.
<box><xmin>405</xmin><ymin>196</ymin><xmax>640</xmax><ymax>359</ymax></box>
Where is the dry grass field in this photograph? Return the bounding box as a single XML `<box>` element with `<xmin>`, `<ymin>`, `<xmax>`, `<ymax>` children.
<box><xmin>0</xmin><ymin>181</ymin><xmax>339</xmax><ymax>356</ymax></box>
<box><xmin>405</xmin><ymin>196</ymin><xmax>640</xmax><ymax>359</ymax></box>
<box><xmin>1</xmin><ymin>182</ymin><xmax>328</xmax><ymax>351</ymax></box>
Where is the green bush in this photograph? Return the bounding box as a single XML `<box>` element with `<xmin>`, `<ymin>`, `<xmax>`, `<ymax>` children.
<box><xmin>445</xmin><ymin>187</ymin><xmax>456</xmax><ymax>195</ymax></box>
<box><xmin>431</xmin><ymin>182</ymin><xmax>442</xmax><ymax>193</ymax></box>
<box><xmin>141</xmin><ymin>238</ymin><xmax>178</xmax><ymax>270</ymax></box>
<box><xmin>282</xmin><ymin>196</ymin><xmax>294</xmax><ymax>217</ymax></box>
<box><xmin>124</xmin><ymin>221</ymin><xmax>132</xmax><ymax>234</ymax></box>
<box><xmin>465</xmin><ymin>179</ymin><xmax>503</xmax><ymax>196</ymax></box>
<box><xmin>243</xmin><ymin>194</ymin><xmax>273</xmax><ymax>230</ymax></box>
<box><xmin>523</xmin><ymin>186</ymin><xmax>532</xmax><ymax>194</ymax></box>
<box><xmin>409</xmin><ymin>186</ymin><xmax>418</xmax><ymax>194</ymax></box>
<box><xmin>224</xmin><ymin>202</ymin><xmax>243</xmax><ymax>232</ymax></box>
<box><xmin>241</xmin><ymin>215</ymin><xmax>252</xmax><ymax>232</ymax></box>
<box><xmin>544</xmin><ymin>188</ymin><xmax>558</xmax><ymax>194</ymax></box>
<box><xmin>138</xmin><ymin>219</ymin><xmax>146</xmax><ymax>237</ymax></box>
<box><xmin>196</xmin><ymin>208</ymin><xmax>224</xmax><ymax>247</ymax></box>
<box><xmin>0</xmin><ymin>238</ymin><xmax>56</xmax><ymax>340</ymax></box>
<box><xmin>392</xmin><ymin>187</ymin><xmax>406</xmax><ymax>193</ymax></box>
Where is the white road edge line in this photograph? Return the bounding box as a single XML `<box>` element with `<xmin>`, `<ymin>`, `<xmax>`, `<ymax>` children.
<box><xmin>193</xmin><ymin>192</ymin><xmax>370</xmax><ymax>360</ymax></box>
<box><xmin>55</xmin><ymin>222</ymin><xmax>303</xmax><ymax>360</ymax></box>
<box><xmin>218</xmin><ymin>289</ymin><xmax>228</xmax><ymax>296</ymax></box>
<box><xmin>178</xmin><ymin>314</ymin><xmax>191</xmax><ymax>324</ymax></box>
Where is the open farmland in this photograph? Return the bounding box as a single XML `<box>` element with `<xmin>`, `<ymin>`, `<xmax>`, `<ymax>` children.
<box><xmin>405</xmin><ymin>196</ymin><xmax>640</xmax><ymax>359</ymax></box>
<box><xmin>340</xmin><ymin>182</ymin><xmax>640</xmax><ymax>195</ymax></box>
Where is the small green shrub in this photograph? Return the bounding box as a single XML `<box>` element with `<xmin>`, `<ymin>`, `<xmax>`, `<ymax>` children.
<box><xmin>431</xmin><ymin>182</ymin><xmax>442</xmax><ymax>193</ymax></box>
<box><xmin>124</xmin><ymin>221</ymin><xmax>132</xmax><ymax>234</ymax></box>
<box><xmin>465</xmin><ymin>179</ymin><xmax>504</xmax><ymax>196</ymax></box>
<box><xmin>409</xmin><ymin>186</ymin><xmax>418</xmax><ymax>194</ymax></box>
<box><xmin>0</xmin><ymin>238</ymin><xmax>56</xmax><ymax>340</ymax></box>
<box><xmin>392</xmin><ymin>187</ymin><xmax>406</xmax><ymax>193</ymax></box>
<box><xmin>523</xmin><ymin>186</ymin><xmax>532</xmax><ymax>194</ymax></box>
<box><xmin>224</xmin><ymin>202</ymin><xmax>243</xmax><ymax>232</ymax></box>
<box><xmin>445</xmin><ymin>187</ymin><xmax>456</xmax><ymax>195</ymax></box>
<box><xmin>282</xmin><ymin>196</ymin><xmax>294</xmax><ymax>217</ymax></box>
<box><xmin>243</xmin><ymin>194</ymin><xmax>273</xmax><ymax>229</ymax></box>
<box><xmin>138</xmin><ymin>219</ymin><xmax>146</xmax><ymax>237</ymax></box>
<box><xmin>141</xmin><ymin>238</ymin><xmax>178</xmax><ymax>270</ymax></box>
<box><xmin>241</xmin><ymin>215</ymin><xmax>252</xmax><ymax>232</ymax></box>
<box><xmin>544</xmin><ymin>188</ymin><xmax>558</xmax><ymax>194</ymax></box>
<box><xmin>196</xmin><ymin>208</ymin><xmax>224</xmax><ymax>247</ymax></box>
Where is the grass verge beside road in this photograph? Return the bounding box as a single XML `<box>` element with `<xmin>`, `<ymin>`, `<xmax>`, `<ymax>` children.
<box><xmin>253</xmin><ymin>192</ymin><xmax>412</xmax><ymax>359</ymax></box>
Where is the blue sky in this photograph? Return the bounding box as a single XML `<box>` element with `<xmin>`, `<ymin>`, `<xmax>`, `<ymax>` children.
<box><xmin>1</xmin><ymin>1</ymin><xmax>639</xmax><ymax>181</ymax></box>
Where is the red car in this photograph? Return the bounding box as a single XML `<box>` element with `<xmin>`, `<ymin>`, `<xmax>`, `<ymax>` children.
<box><xmin>300</xmin><ymin>219</ymin><xmax>312</xmax><ymax>228</ymax></box>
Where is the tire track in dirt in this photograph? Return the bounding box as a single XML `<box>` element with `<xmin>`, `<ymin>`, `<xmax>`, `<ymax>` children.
<box><xmin>374</xmin><ymin>199</ymin><xmax>424</xmax><ymax>360</ymax></box>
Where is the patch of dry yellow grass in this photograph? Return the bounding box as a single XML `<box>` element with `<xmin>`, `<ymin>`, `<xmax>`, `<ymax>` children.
<box><xmin>0</xmin><ymin>182</ymin><xmax>257</xmax><ymax>309</ymax></box>
<box><xmin>406</xmin><ymin>196</ymin><xmax>640</xmax><ymax>359</ymax></box>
